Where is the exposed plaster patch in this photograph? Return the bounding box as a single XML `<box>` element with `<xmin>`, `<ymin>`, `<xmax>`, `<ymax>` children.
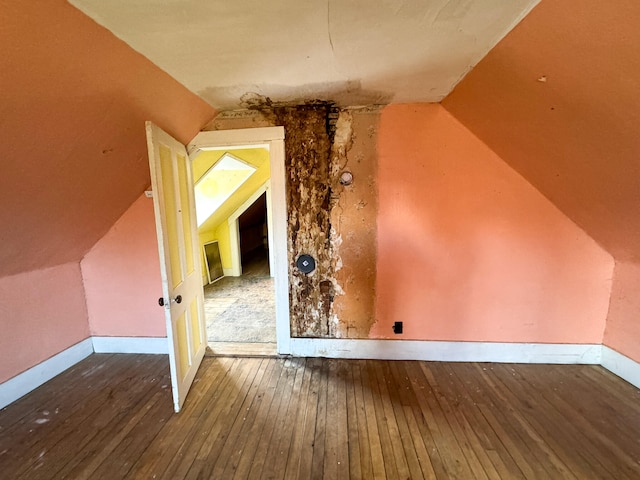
<box><xmin>331</xmin><ymin>109</ymin><xmax>380</xmax><ymax>337</ymax></box>
<box><xmin>239</xmin><ymin>92</ymin><xmax>273</xmax><ymax>109</ymax></box>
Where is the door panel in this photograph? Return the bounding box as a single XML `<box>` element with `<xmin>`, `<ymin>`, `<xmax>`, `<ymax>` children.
<box><xmin>189</xmin><ymin>298</ymin><xmax>201</xmax><ymax>351</ymax></box>
<box><xmin>146</xmin><ymin>121</ymin><xmax>206</xmax><ymax>413</ymax></box>
<box><xmin>159</xmin><ymin>144</ymin><xmax>183</xmax><ymax>289</ymax></box>
<box><xmin>177</xmin><ymin>153</ymin><xmax>196</xmax><ymax>275</ymax></box>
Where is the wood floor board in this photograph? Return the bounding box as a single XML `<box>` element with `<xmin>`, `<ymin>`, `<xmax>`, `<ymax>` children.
<box><xmin>493</xmin><ymin>363</ymin><xmax>613</xmax><ymax>478</ymax></box>
<box><xmin>326</xmin><ymin>360</ymin><xmax>345</xmax><ymax>478</ymax></box>
<box><xmin>259</xmin><ymin>358</ymin><xmax>303</xmax><ymax>480</ymax></box>
<box><xmin>344</xmin><ymin>361</ymin><xmax>363</xmax><ymax>480</ymax></box>
<box><xmin>422</xmin><ymin>362</ymin><xmax>494</xmax><ymax>479</ymax></box>
<box><xmin>386</xmin><ymin>361</ymin><xmax>428</xmax><ymax>480</ymax></box>
<box><xmin>402</xmin><ymin>404</ymin><xmax>439</xmax><ymax>479</ymax></box>
<box><xmin>483</xmin><ymin>363</ymin><xmax>595</xmax><ymax>479</ymax></box>
<box><xmin>8</xmin><ymin>355</ymin><xmax>167</xmax><ymax>480</ymax></box>
<box><xmin>358</xmin><ymin>360</ymin><xmax>387</xmax><ymax>480</ymax></box>
<box><xmin>398</xmin><ymin>362</ymin><xmax>448</xmax><ymax>479</ymax></box>
<box><xmin>375</xmin><ymin>361</ymin><xmax>412</xmax><ymax>478</ymax></box>
<box><xmin>229</xmin><ymin>356</ymin><xmax>287</xmax><ymax>479</ymax></box>
<box><xmin>0</xmin><ymin>354</ymin><xmax>124</xmax><ymax>447</ymax></box>
<box><xmin>580</xmin><ymin>364</ymin><xmax>640</xmax><ymax>411</ymax></box>
<box><xmin>514</xmin><ymin>364</ymin><xmax>640</xmax><ymax>479</ymax></box>
<box><xmin>155</xmin><ymin>357</ymin><xmax>244</xmax><ymax>480</ymax></box>
<box><xmin>82</xmin><ymin>389</ymin><xmax>171</xmax><ymax>479</ymax></box>
<box><xmin>126</xmin><ymin>357</ymin><xmax>234</xmax><ymax>479</ymax></box>
<box><xmin>553</xmin><ymin>365</ymin><xmax>640</xmax><ymax>443</ymax></box>
<box><xmin>463</xmin><ymin>363</ymin><xmax>564</xmax><ymax>479</ymax></box>
<box><xmin>286</xmin><ymin>357</ymin><xmax>322</xmax><ymax>480</ymax></box>
<box><xmin>163</xmin><ymin>357</ymin><xmax>250</xmax><ymax>479</ymax></box>
<box><xmin>1</xmin><ymin>354</ymin><xmax>639</xmax><ymax>480</ymax></box>
<box><xmin>280</xmin><ymin>358</ymin><xmax>313</xmax><ymax>480</ymax></box>
<box><xmin>308</xmin><ymin>357</ymin><xmax>330</xmax><ymax>480</ymax></box>
<box><xmin>467</xmin><ymin>363</ymin><xmax>576</xmax><ymax>479</ymax></box>
<box><xmin>0</xmin><ymin>353</ymin><xmax>116</xmax><ymax>431</ymax></box>
<box><xmin>217</xmin><ymin>356</ymin><xmax>278</xmax><ymax>478</ymax></box>
<box><xmin>204</xmin><ymin>357</ymin><xmax>273</xmax><ymax>479</ymax></box>
<box><xmin>428</xmin><ymin>362</ymin><xmax>506</xmax><ymax>480</ymax></box>
<box><xmin>184</xmin><ymin>357</ymin><xmax>264</xmax><ymax>479</ymax></box>
<box><xmin>32</xmin><ymin>360</ymin><xmax>168</xmax><ymax>479</ymax></box>
<box><xmin>349</xmin><ymin>361</ymin><xmax>373</xmax><ymax>479</ymax></box>
<box><xmin>437</xmin><ymin>362</ymin><xmax>526</xmax><ymax>480</ymax></box>
<box><xmin>241</xmin><ymin>358</ymin><xmax>290</xmax><ymax>479</ymax></box>
<box><xmin>366</xmin><ymin>360</ymin><xmax>401</xmax><ymax>478</ymax></box>
<box><xmin>407</xmin><ymin>361</ymin><xmax>477</xmax><ymax>479</ymax></box>
<box><xmin>334</xmin><ymin>361</ymin><xmax>351</xmax><ymax>479</ymax></box>
<box><xmin>266</xmin><ymin>358</ymin><xmax>308</xmax><ymax>480</ymax></box>
<box><xmin>450</xmin><ymin>362</ymin><xmax>549</xmax><ymax>479</ymax></box>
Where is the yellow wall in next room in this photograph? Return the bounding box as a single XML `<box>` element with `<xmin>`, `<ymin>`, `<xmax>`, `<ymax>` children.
<box><xmin>194</xmin><ymin>148</ymin><xmax>270</xmax><ymax>282</ymax></box>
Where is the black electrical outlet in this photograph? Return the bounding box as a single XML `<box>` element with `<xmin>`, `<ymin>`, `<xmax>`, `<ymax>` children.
<box><xmin>392</xmin><ymin>321</ymin><xmax>403</xmax><ymax>334</ymax></box>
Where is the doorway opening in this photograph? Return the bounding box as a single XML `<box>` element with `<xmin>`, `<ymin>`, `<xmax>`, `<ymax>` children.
<box><xmin>187</xmin><ymin>127</ymin><xmax>290</xmax><ymax>357</ymax></box>
<box><xmin>203</xmin><ymin>190</ymin><xmax>277</xmax><ymax>355</ymax></box>
<box><xmin>190</xmin><ymin>140</ymin><xmax>283</xmax><ymax>356</ymax></box>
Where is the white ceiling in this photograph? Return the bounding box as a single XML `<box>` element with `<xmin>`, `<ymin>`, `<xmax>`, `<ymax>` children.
<box><xmin>69</xmin><ymin>0</ymin><xmax>538</xmax><ymax>110</ymax></box>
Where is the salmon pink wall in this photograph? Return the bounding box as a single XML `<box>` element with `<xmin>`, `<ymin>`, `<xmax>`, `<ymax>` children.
<box><xmin>81</xmin><ymin>194</ymin><xmax>165</xmax><ymax>337</ymax></box>
<box><xmin>0</xmin><ymin>0</ymin><xmax>212</xmax><ymax>385</ymax></box>
<box><xmin>603</xmin><ymin>262</ymin><xmax>640</xmax><ymax>363</ymax></box>
<box><xmin>443</xmin><ymin>0</ymin><xmax>640</xmax><ymax>264</ymax></box>
<box><xmin>441</xmin><ymin>0</ymin><xmax>640</xmax><ymax>360</ymax></box>
<box><xmin>0</xmin><ymin>263</ymin><xmax>90</xmax><ymax>384</ymax></box>
<box><xmin>0</xmin><ymin>0</ymin><xmax>214</xmax><ymax>278</ymax></box>
<box><xmin>372</xmin><ymin>104</ymin><xmax>613</xmax><ymax>343</ymax></box>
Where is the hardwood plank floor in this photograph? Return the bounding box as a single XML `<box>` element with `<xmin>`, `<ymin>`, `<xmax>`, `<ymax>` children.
<box><xmin>1</xmin><ymin>355</ymin><xmax>639</xmax><ymax>479</ymax></box>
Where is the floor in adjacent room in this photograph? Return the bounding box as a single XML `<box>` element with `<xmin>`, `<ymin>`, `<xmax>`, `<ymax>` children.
<box><xmin>2</xmin><ymin>354</ymin><xmax>639</xmax><ymax>479</ymax></box>
<box><xmin>204</xmin><ymin>247</ymin><xmax>277</xmax><ymax>356</ymax></box>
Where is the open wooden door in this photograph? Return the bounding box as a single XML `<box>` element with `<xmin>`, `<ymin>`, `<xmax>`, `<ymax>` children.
<box><xmin>146</xmin><ymin>121</ymin><xmax>206</xmax><ymax>413</ymax></box>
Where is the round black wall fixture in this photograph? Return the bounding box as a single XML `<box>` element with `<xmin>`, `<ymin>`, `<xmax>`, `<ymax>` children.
<box><xmin>296</xmin><ymin>254</ymin><xmax>316</xmax><ymax>274</ymax></box>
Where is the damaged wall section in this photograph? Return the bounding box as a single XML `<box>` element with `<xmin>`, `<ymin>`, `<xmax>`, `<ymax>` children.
<box><xmin>331</xmin><ymin>108</ymin><xmax>380</xmax><ymax>337</ymax></box>
<box><xmin>276</xmin><ymin>104</ymin><xmax>336</xmax><ymax>336</ymax></box>
<box><xmin>206</xmin><ymin>103</ymin><xmax>380</xmax><ymax>338</ymax></box>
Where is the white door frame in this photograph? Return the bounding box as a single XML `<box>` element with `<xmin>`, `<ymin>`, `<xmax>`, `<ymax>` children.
<box><xmin>188</xmin><ymin>127</ymin><xmax>291</xmax><ymax>354</ymax></box>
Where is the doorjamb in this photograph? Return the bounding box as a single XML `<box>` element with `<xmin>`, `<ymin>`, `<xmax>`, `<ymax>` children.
<box><xmin>187</xmin><ymin>127</ymin><xmax>291</xmax><ymax>354</ymax></box>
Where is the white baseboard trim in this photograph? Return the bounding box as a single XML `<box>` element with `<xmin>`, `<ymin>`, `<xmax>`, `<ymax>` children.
<box><xmin>92</xmin><ymin>336</ymin><xmax>168</xmax><ymax>354</ymax></box>
<box><xmin>2</xmin><ymin>337</ymin><xmax>634</xmax><ymax>411</ymax></box>
<box><xmin>0</xmin><ymin>338</ymin><xmax>93</xmax><ymax>410</ymax></box>
<box><xmin>601</xmin><ymin>346</ymin><xmax>640</xmax><ymax>389</ymax></box>
<box><xmin>287</xmin><ymin>338</ymin><xmax>603</xmax><ymax>364</ymax></box>
<box><xmin>223</xmin><ymin>268</ymin><xmax>236</xmax><ymax>277</ymax></box>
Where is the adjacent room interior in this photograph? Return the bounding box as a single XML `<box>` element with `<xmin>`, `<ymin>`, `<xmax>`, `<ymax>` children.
<box><xmin>193</xmin><ymin>147</ymin><xmax>277</xmax><ymax>355</ymax></box>
<box><xmin>1</xmin><ymin>0</ymin><xmax>639</xmax><ymax>477</ymax></box>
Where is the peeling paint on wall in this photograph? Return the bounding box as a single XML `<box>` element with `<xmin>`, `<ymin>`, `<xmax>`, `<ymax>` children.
<box><xmin>273</xmin><ymin>104</ymin><xmax>337</xmax><ymax>337</ymax></box>
<box><xmin>331</xmin><ymin>108</ymin><xmax>381</xmax><ymax>337</ymax></box>
<box><xmin>208</xmin><ymin>102</ymin><xmax>380</xmax><ymax>338</ymax></box>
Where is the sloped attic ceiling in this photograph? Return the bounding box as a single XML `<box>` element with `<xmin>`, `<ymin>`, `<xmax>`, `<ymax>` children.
<box><xmin>68</xmin><ymin>0</ymin><xmax>539</xmax><ymax>109</ymax></box>
<box><xmin>0</xmin><ymin>0</ymin><xmax>214</xmax><ymax>277</ymax></box>
<box><xmin>67</xmin><ymin>0</ymin><xmax>640</xmax><ymax>266</ymax></box>
<box><xmin>443</xmin><ymin>0</ymin><xmax>640</xmax><ymax>262</ymax></box>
